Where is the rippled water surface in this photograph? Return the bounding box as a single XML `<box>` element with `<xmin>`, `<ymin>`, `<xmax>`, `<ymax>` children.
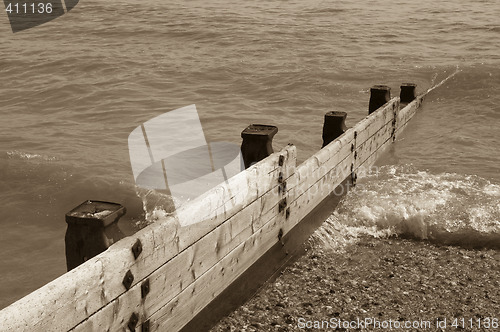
<box><xmin>1</xmin><ymin>0</ymin><xmax>499</xmax><ymax>308</ymax></box>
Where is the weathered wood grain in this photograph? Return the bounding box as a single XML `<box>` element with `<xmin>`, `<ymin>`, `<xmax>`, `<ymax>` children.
<box><xmin>285</xmin><ymin>152</ymin><xmax>354</xmax><ymax>232</ymax></box>
<box><xmin>0</xmin><ymin>147</ymin><xmax>294</xmax><ymax>332</ymax></box>
<box><xmin>0</xmin><ymin>89</ymin><xmax>431</xmax><ymax>332</ymax></box>
<box><xmin>286</xmin><ymin>130</ymin><xmax>354</xmax><ymax>195</ymax></box>
<box><xmin>284</xmin><ymin>98</ymin><xmax>401</xmax><ymax>235</ymax></box>
<box><xmin>395</xmin><ymin>95</ymin><xmax>424</xmax><ymax>135</ymax></box>
<box><xmin>148</xmin><ymin>201</ymin><xmax>290</xmax><ymax>331</ymax></box>
<box><xmin>354</xmin><ymin>98</ymin><xmax>399</xmax><ymax>147</ymax></box>
<box><xmin>158</xmin><ymin>99</ymin><xmax>404</xmax><ymax>331</ymax></box>
<box><xmin>0</xmin><ymin>235</ymin><xmax>150</xmax><ymax>332</ymax></box>
<box><xmin>69</xmin><ymin>145</ymin><xmax>297</xmax><ymax>331</ymax></box>
<box><xmin>355</xmin><ymin>113</ymin><xmax>394</xmax><ymax>169</ymax></box>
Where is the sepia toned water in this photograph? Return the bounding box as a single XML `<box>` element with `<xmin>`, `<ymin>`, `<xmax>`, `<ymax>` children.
<box><xmin>1</xmin><ymin>0</ymin><xmax>499</xmax><ymax>309</ymax></box>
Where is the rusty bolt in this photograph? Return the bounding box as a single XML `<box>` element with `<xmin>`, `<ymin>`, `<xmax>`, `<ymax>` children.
<box><xmin>132</xmin><ymin>239</ymin><xmax>143</xmax><ymax>259</ymax></box>
<box><xmin>279</xmin><ymin>198</ymin><xmax>287</xmax><ymax>213</ymax></box>
<box><xmin>128</xmin><ymin>312</ymin><xmax>139</xmax><ymax>331</ymax></box>
<box><xmin>278</xmin><ymin>172</ymin><xmax>284</xmax><ymax>183</ymax></box>
<box><xmin>141</xmin><ymin>279</ymin><xmax>150</xmax><ymax>299</ymax></box>
<box><xmin>278</xmin><ymin>155</ymin><xmax>285</xmax><ymax>166</ymax></box>
<box><xmin>123</xmin><ymin>270</ymin><xmax>134</xmax><ymax>290</ymax></box>
<box><xmin>142</xmin><ymin>320</ymin><xmax>150</xmax><ymax>332</ymax></box>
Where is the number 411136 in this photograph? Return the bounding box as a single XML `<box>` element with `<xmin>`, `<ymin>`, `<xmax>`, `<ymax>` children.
<box><xmin>5</xmin><ymin>2</ymin><xmax>53</xmax><ymax>14</ymax></box>
<box><xmin>452</xmin><ymin>318</ymin><xmax>499</xmax><ymax>329</ymax></box>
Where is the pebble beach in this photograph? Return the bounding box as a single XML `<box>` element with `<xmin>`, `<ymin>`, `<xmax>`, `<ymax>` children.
<box><xmin>211</xmin><ymin>237</ymin><xmax>500</xmax><ymax>331</ymax></box>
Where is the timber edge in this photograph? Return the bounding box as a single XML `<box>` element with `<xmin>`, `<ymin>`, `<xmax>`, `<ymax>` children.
<box><xmin>0</xmin><ymin>83</ymin><xmax>428</xmax><ymax>332</ymax></box>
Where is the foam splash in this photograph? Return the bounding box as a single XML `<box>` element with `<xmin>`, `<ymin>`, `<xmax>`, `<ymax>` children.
<box><xmin>310</xmin><ymin>213</ymin><xmax>393</xmax><ymax>251</ymax></box>
<box><xmin>134</xmin><ymin>187</ymin><xmax>179</xmax><ymax>227</ymax></box>
<box><xmin>312</xmin><ymin>165</ymin><xmax>500</xmax><ymax>250</ymax></box>
<box><xmin>6</xmin><ymin>150</ymin><xmax>57</xmax><ymax>161</ymax></box>
<box><xmin>428</xmin><ymin>65</ymin><xmax>461</xmax><ymax>94</ymax></box>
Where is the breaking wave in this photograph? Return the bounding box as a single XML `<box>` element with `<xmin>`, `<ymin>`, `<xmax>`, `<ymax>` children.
<box><xmin>313</xmin><ymin>165</ymin><xmax>500</xmax><ymax>250</ymax></box>
<box><xmin>134</xmin><ymin>187</ymin><xmax>177</xmax><ymax>227</ymax></box>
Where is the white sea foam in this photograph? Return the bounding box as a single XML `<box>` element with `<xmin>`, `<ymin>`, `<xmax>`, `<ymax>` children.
<box><xmin>484</xmin><ymin>184</ymin><xmax>500</xmax><ymax>197</ymax></box>
<box><xmin>6</xmin><ymin>150</ymin><xmax>57</xmax><ymax>161</ymax></box>
<box><xmin>134</xmin><ymin>187</ymin><xmax>176</xmax><ymax>227</ymax></box>
<box><xmin>313</xmin><ymin>165</ymin><xmax>500</xmax><ymax>250</ymax></box>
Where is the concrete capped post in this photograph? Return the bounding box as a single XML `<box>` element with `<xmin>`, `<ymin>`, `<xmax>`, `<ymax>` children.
<box><xmin>65</xmin><ymin>200</ymin><xmax>126</xmax><ymax>271</ymax></box>
<box><xmin>400</xmin><ymin>83</ymin><xmax>417</xmax><ymax>104</ymax></box>
<box><xmin>322</xmin><ymin>111</ymin><xmax>347</xmax><ymax>148</ymax></box>
<box><xmin>369</xmin><ymin>85</ymin><xmax>391</xmax><ymax>114</ymax></box>
<box><xmin>241</xmin><ymin>124</ymin><xmax>278</xmax><ymax>169</ymax></box>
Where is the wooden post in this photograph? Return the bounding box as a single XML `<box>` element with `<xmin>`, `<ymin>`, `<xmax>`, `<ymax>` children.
<box><xmin>240</xmin><ymin>124</ymin><xmax>278</xmax><ymax>168</ymax></box>
<box><xmin>65</xmin><ymin>200</ymin><xmax>126</xmax><ymax>271</ymax></box>
<box><xmin>369</xmin><ymin>85</ymin><xmax>391</xmax><ymax>114</ymax></box>
<box><xmin>322</xmin><ymin>111</ymin><xmax>347</xmax><ymax>147</ymax></box>
<box><xmin>400</xmin><ymin>83</ymin><xmax>417</xmax><ymax>104</ymax></box>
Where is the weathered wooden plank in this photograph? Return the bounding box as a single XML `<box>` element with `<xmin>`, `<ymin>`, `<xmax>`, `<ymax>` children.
<box><xmin>285</xmin><ymin>94</ymin><xmax>422</xmax><ymax>229</ymax></box>
<box><xmin>355</xmin><ymin>114</ymin><xmax>394</xmax><ymax>169</ymax></box>
<box><xmin>70</xmin><ymin>146</ymin><xmax>297</xmax><ymax>331</ymax></box>
<box><xmin>148</xmin><ymin>205</ymin><xmax>289</xmax><ymax>331</ymax></box>
<box><xmin>72</xmin><ymin>203</ymin><xmax>268</xmax><ymax>331</ymax></box>
<box><xmin>285</xmin><ymin>98</ymin><xmax>398</xmax><ymax>210</ymax></box>
<box><xmin>0</xmin><ymin>148</ymin><xmax>293</xmax><ymax>332</ymax></box>
<box><xmin>395</xmin><ymin>95</ymin><xmax>424</xmax><ymax>134</ymax></box>
<box><xmin>0</xmin><ymin>86</ymin><xmax>434</xmax><ymax>332</ymax></box>
<box><xmin>286</xmin><ymin>130</ymin><xmax>354</xmax><ymax>194</ymax></box>
<box><xmin>146</xmin><ymin>140</ymin><xmax>352</xmax><ymax>330</ymax></box>
<box><xmin>355</xmin><ymin>132</ymin><xmax>393</xmax><ymax>176</ymax></box>
<box><xmin>143</xmin><ymin>89</ymin><xmax>434</xmax><ymax>332</ymax></box>
<box><xmin>355</xmin><ymin>98</ymin><xmax>399</xmax><ymax>147</ymax></box>
<box><xmin>0</xmin><ymin>235</ymin><xmax>149</xmax><ymax>332</ymax></box>
<box><xmin>174</xmin><ymin>146</ymin><xmax>295</xmax><ymax>251</ymax></box>
<box><xmin>0</xmin><ymin>261</ymin><xmax>106</xmax><ymax>332</ymax></box>
<box><xmin>283</xmin><ymin>100</ymin><xmax>401</xmax><ymax>236</ymax></box>
<box><xmin>313</xmin><ymin>129</ymin><xmax>354</xmax><ymax>166</ymax></box>
<box><xmin>286</xmin><ymin>151</ymin><xmax>354</xmax><ymax>229</ymax></box>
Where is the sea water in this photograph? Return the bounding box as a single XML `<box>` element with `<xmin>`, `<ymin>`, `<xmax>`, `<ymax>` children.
<box><xmin>0</xmin><ymin>0</ymin><xmax>499</xmax><ymax>309</ymax></box>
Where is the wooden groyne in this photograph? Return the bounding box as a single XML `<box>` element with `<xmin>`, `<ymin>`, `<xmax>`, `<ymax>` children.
<box><xmin>0</xmin><ymin>83</ymin><xmax>428</xmax><ymax>331</ymax></box>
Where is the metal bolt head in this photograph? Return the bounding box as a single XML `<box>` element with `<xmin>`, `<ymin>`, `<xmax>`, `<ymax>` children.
<box><xmin>278</xmin><ymin>181</ymin><xmax>287</xmax><ymax>195</ymax></box>
<box><xmin>132</xmin><ymin>239</ymin><xmax>143</xmax><ymax>259</ymax></box>
<box><xmin>278</xmin><ymin>155</ymin><xmax>285</xmax><ymax>166</ymax></box>
<box><xmin>128</xmin><ymin>312</ymin><xmax>139</xmax><ymax>331</ymax></box>
<box><xmin>123</xmin><ymin>270</ymin><xmax>134</xmax><ymax>290</ymax></box>
<box><xmin>142</xmin><ymin>320</ymin><xmax>150</xmax><ymax>332</ymax></box>
<box><xmin>141</xmin><ymin>279</ymin><xmax>150</xmax><ymax>299</ymax></box>
<box><xmin>278</xmin><ymin>198</ymin><xmax>287</xmax><ymax>213</ymax></box>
